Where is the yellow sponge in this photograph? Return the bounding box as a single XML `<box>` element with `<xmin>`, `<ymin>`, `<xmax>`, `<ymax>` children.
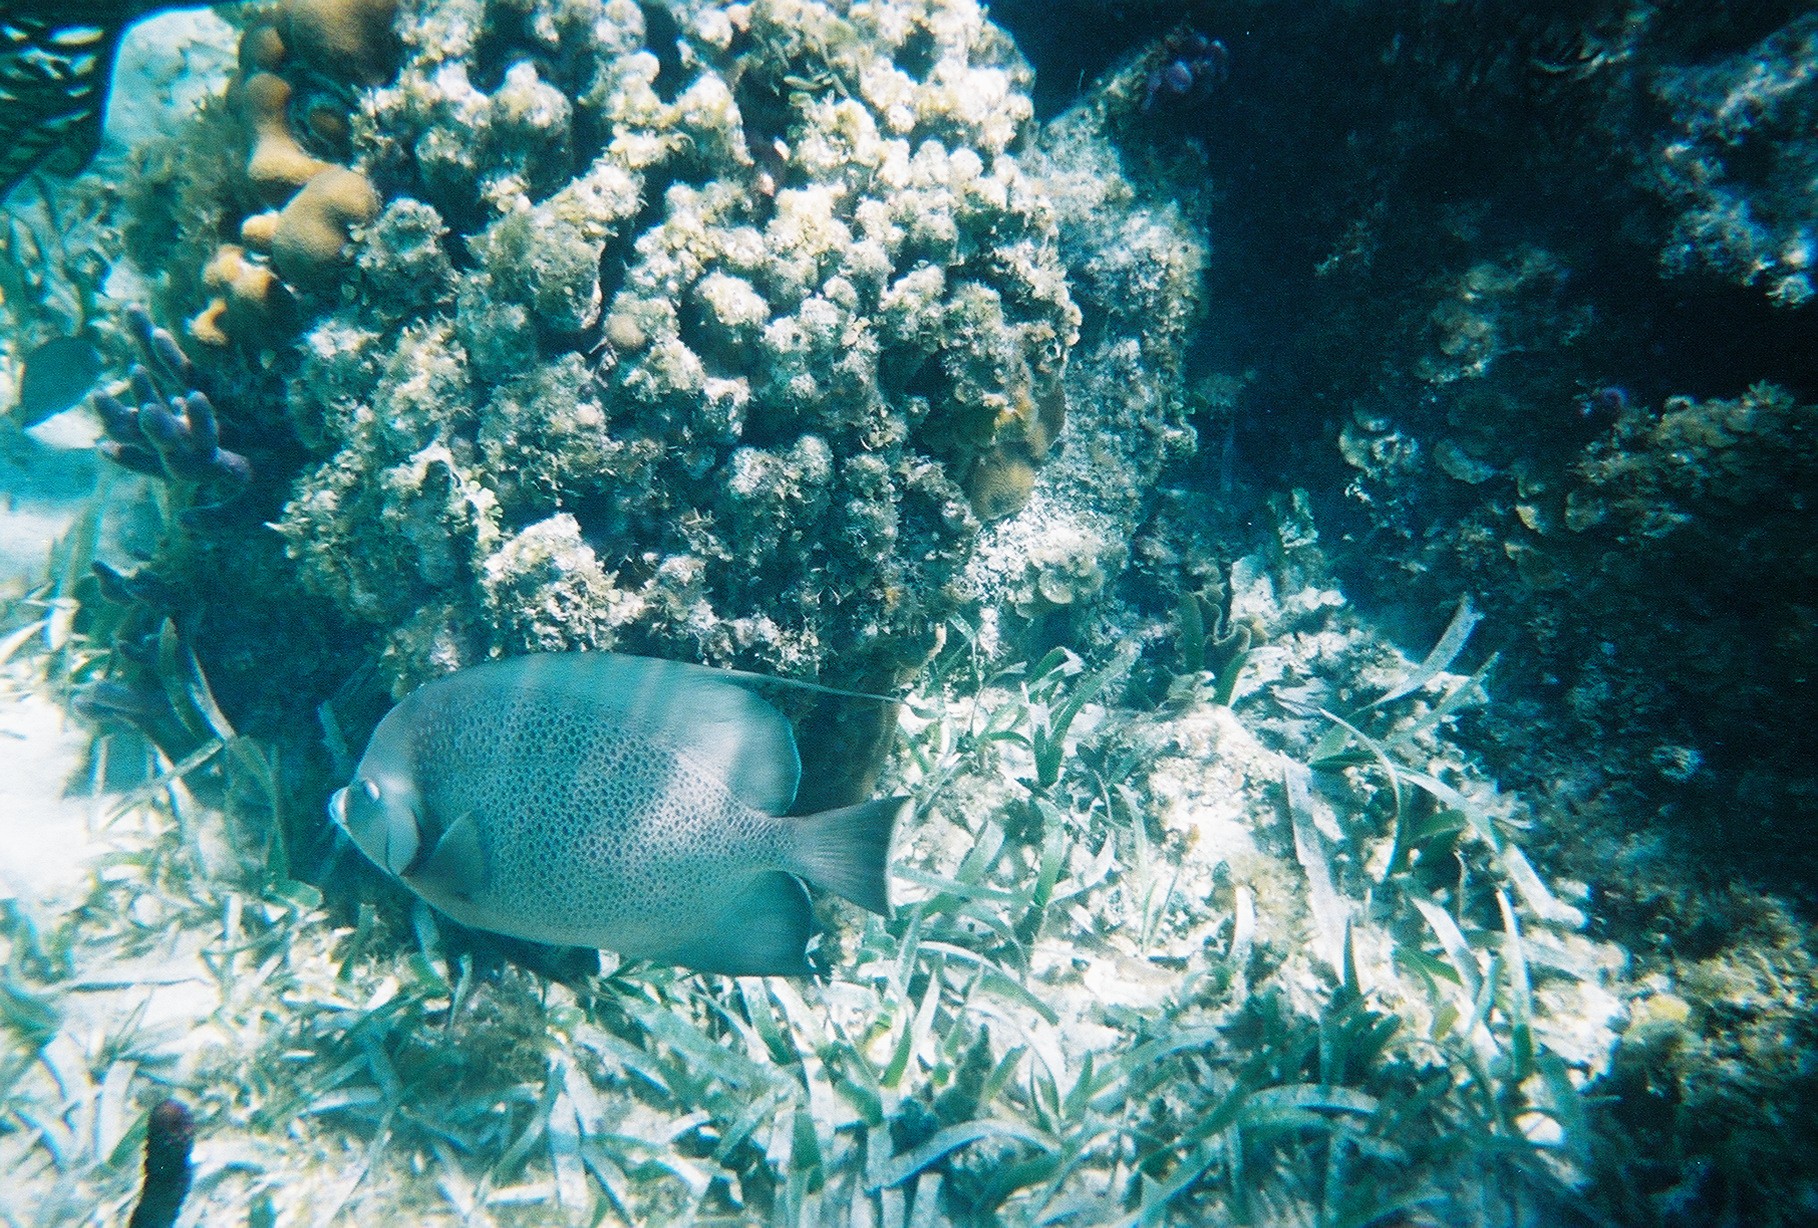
<box><xmin>190</xmin><ymin>245</ymin><xmax>285</xmax><ymax>346</ymax></box>
<box><xmin>282</xmin><ymin>0</ymin><xmax>400</xmax><ymax>85</ymax></box>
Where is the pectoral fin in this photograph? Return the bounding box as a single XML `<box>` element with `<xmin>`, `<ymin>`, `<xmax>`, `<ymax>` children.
<box><xmin>405</xmin><ymin>813</ymin><xmax>487</xmax><ymax>900</ymax></box>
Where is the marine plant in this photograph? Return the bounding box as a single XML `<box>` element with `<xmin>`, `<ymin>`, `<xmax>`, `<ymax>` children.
<box><xmin>2</xmin><ymin>512</ymin><xmax>1634</xmax><ymax>1225</ymax></box>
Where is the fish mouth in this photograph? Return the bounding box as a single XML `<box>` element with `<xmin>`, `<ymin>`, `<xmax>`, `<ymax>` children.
<box><xmin>326</xmin><ymin>787</ymin><xmax>349</xmax><ymax>829</ymax></box>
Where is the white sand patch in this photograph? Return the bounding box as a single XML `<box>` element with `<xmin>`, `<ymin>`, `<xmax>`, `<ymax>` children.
<box><xmin>0</xmin><ymin>667</ymin><xmax>97</xmax><ymax>907</ymax></box>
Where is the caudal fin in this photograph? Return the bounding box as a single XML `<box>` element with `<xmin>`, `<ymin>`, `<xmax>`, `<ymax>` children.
<box><xmin>789</xmin><ymin>796</ymin><xmax>907</xmax><ymax>916</ymax></box>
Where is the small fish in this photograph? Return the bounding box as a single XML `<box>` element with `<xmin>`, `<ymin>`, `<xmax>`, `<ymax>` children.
<box><xmin>330</xmin><ymin>652</ymin><xmax>906</xmax><ymax>976</ymax></box>
<box><xmin>10</xmin><ymin>330</ymin><xmax>101</xmax><ymax>425</ymax></box>
<box><xmin>0</xmin><ymin>2</ymin><xmax>181</xmax><ymax>201</ymax></box>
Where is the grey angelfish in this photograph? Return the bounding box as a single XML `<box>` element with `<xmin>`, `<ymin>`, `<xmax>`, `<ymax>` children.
<box><xmin>329</xmin><ymin>651</ymin><xmax>906</xmax><ymax>976</ymax></box>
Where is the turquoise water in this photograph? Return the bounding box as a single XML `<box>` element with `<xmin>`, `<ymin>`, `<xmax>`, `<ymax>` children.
<box><xmin>2</xmin><ymin>2</ymin><xmax>1815</xmax><ymax>1225</ymax></box>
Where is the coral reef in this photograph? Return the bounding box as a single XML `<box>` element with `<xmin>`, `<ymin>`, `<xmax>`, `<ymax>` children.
<box><xmin>147</xmin><ymin>0</ymin><xmax>1198</xmax><ymax>695</ymax></box>
<box><xmin>1006</xmin><ymin>0</ymin><xmax>1818</xmax><ymax>889</ymax></box>
<box><xmin>169</xmin><ymin>0</ymin><xmax>396</xmax><ymax>348</ymax></box>
<box><xmin>17</xmin><ymin>2</ymin><xmax>1818</xmax><ymax>1224</ymax></box>
<box><xmin>115</xmin><ymin>0</ymin><xmax>1089</xmax><ymax>693</ymax></box>
<box><xmin>1588</xmin><ymin>882</ymin><xmax>1818</xmax><ymax>1223</ymax></box>
<box><xmin>1650</xmin><ymin>11</ymin><xmax>1818</xmax><ymax>306</ymax></box>
<box><xmin>92</xmin><ymin>2</ymin><xmax>1209</xmax><ymax>844</ymax></box>
<box><xmin>1310</xmin><ymin>242</ymin><xmax>1818</xmax><ymax>892</ymax></box>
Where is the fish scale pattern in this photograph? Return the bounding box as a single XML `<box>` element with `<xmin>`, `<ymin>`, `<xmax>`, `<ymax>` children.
<box><xmin>405</xmin><ymin>688</ymin><xmax>776</xmax><ymax>947</ymax></box>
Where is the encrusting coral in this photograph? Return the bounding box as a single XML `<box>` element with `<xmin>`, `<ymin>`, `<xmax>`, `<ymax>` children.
<box><xmin>240</xmin><ymin>71</ymin><xmax>332</xmax><ymax>200</ymax></box>
<box><xmin>278</xmin><ymin>0</ymin><xmax>401</xmax><ymax>86</ymax></box>
<box><xmin>109</xmin><ymin>0</ymin><xmax>1204</xmax><ymax>808</ymax></box>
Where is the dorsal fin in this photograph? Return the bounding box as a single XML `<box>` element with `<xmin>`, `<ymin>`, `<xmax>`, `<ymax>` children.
<box><xmin>452</xmin><ymin>652</ymin><xmax>803</xmax><ymax>815</ymax></box>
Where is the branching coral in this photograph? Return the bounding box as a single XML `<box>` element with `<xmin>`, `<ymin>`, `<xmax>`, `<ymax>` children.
<box><xmin>93</xmin><ymin>306</ymin><xmax>251</xmax><ymax>494</ymax></box>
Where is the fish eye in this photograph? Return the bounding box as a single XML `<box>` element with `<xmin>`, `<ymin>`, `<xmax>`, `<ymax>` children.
<box><xmin>328</xmin><ymin>777</ymin><xmax>380</xmax><ymax>827</ymax></box>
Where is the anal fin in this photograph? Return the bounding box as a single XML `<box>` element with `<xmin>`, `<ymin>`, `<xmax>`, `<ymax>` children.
<box><xmin>787</xmin><ymin>796</ymin><xmax>906</xmax><ymax>917</ymax></box>
<box><xmin>656</xmin><ymin>871</ymin><xmax>816</xmax><ymax>977</ymax></box>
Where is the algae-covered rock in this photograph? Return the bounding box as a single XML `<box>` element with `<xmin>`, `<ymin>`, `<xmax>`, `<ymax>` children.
<box><xmin>259</xmin><ymin>0</ymin><xmax>1100</xmax><ymax>690</ymax></box>
<box><xmin>964</xmin><ymin>64</ymin><xmax>1206</xmax><ymax>654</ymax></box>
<box><xmin>1651</xmin><ymin>11</ymin><xmax>1818</xmax><ymax>307</ymax></box>
<box><xmin>114</xmin><ymin>0</ymin><xmax>1209</xmax><ymax>716</ymax></box>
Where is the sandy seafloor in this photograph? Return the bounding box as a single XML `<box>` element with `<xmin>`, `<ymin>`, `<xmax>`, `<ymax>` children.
<box><xmin>2</xmin><ymin>5</ymin><xmax>1813</xmax><ymax>1228</ymax></box>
